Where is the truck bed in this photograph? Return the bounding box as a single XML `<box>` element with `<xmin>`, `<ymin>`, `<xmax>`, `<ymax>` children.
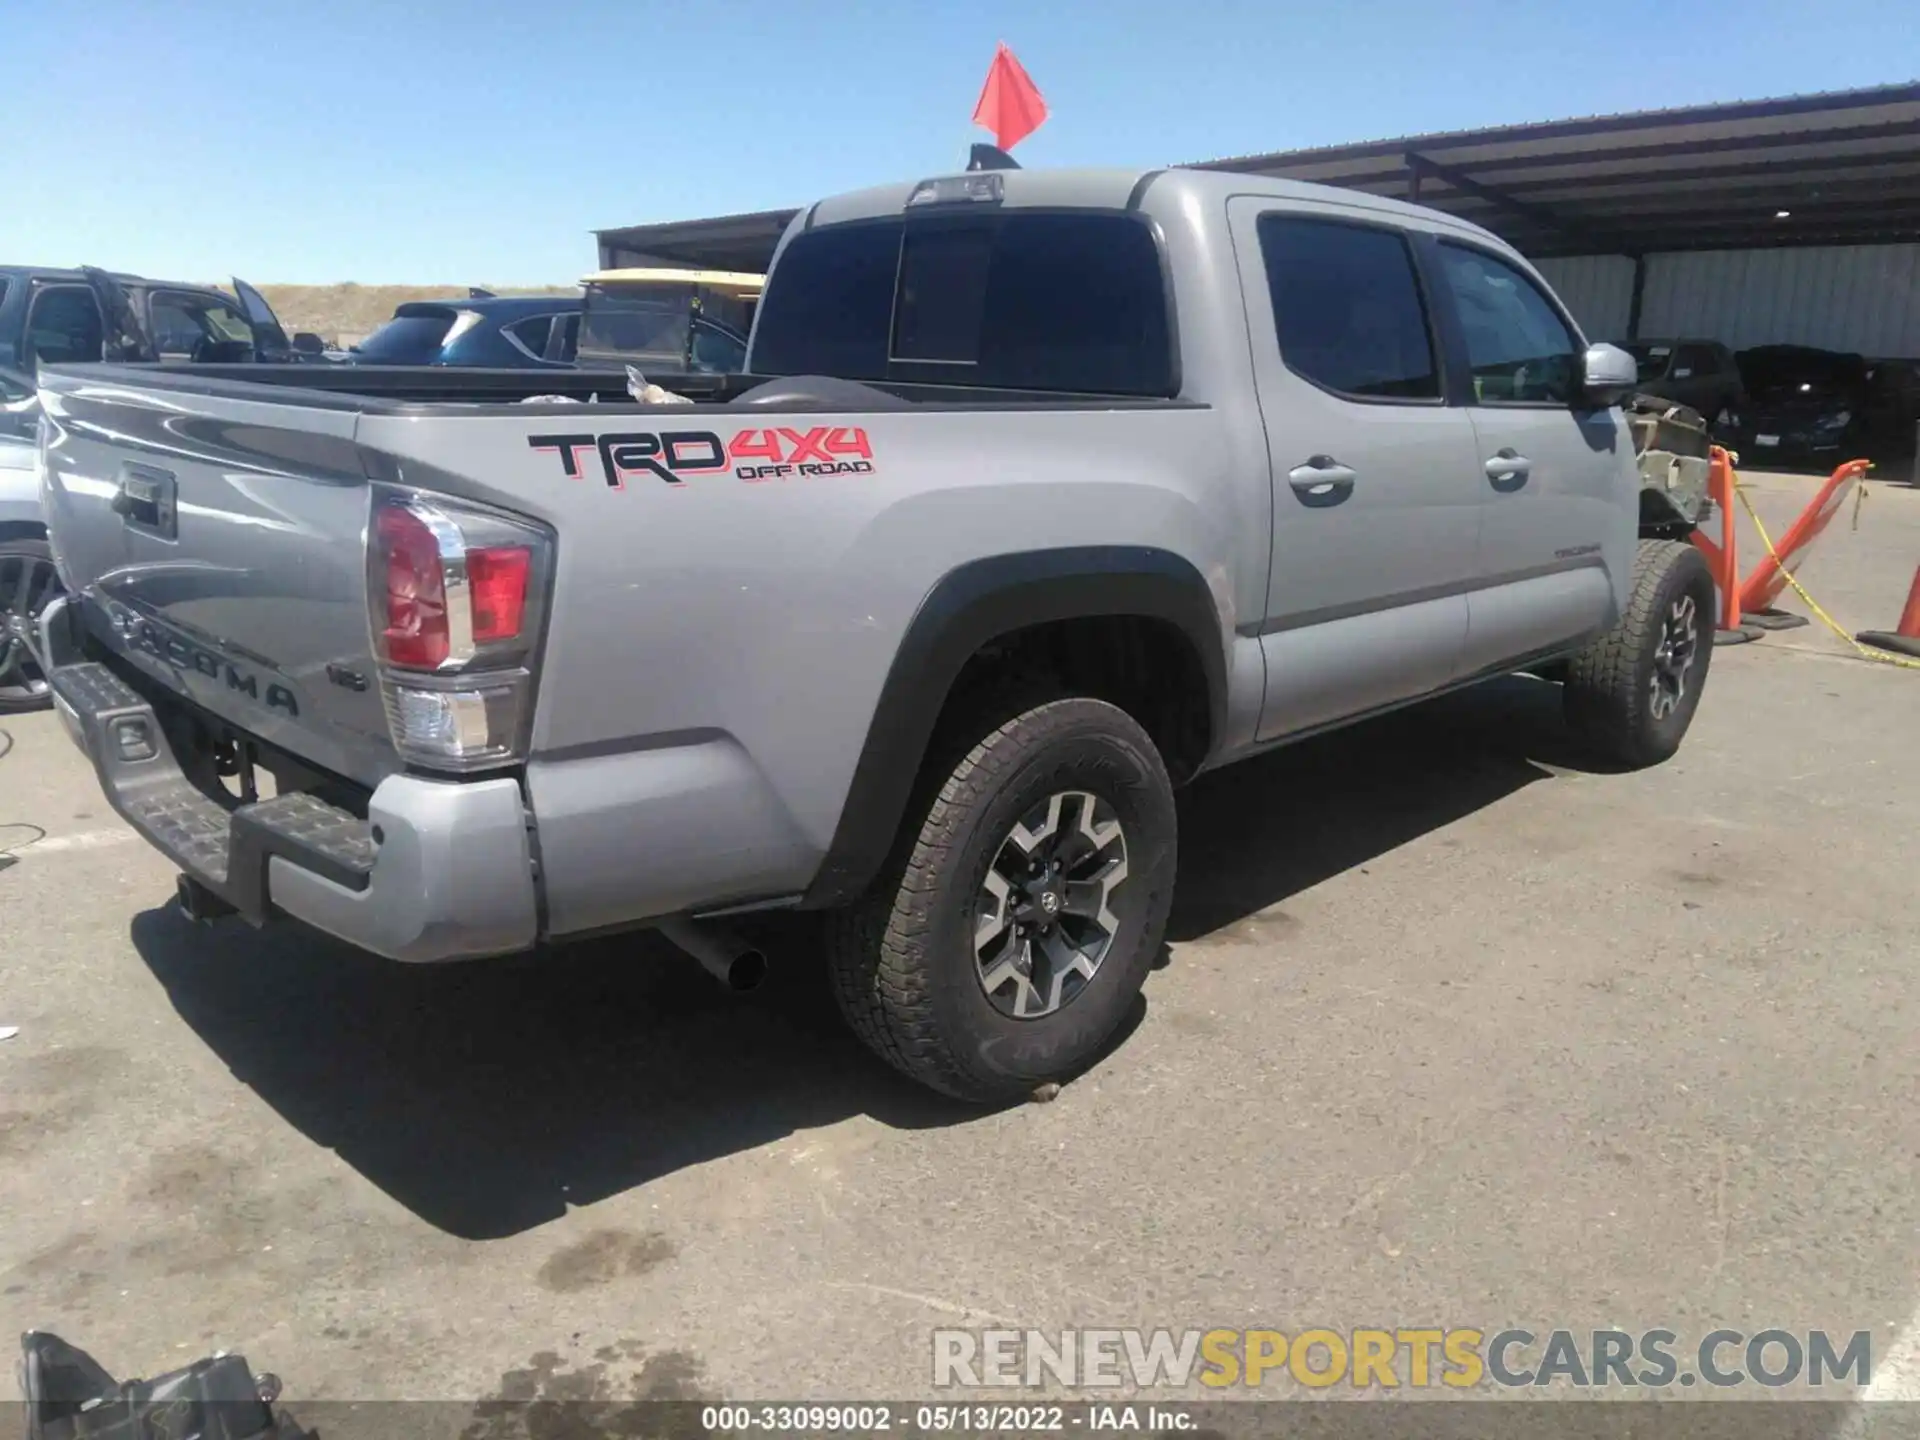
<box><xmin>33</xmin><ymin>357</ymin><xmax>1236</xmax><ymax>947</ymax></box>
<box><xmin>54</xmin><ymin>362</ymin><xmax>1195</xmax><ymax>413</ymax></box>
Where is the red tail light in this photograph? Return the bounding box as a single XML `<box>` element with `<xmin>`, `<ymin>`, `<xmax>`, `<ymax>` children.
<box><xmin>467</xmin><ymin>545</ymin><xmax>531</xmax><ymax>642</ymax></box>
<box><xmin>377</xmin><ymin>505</ymin><xmax>449</xmax><ymax>669</ymax></box>
<box><xmin>371</xmin><ymin>497</ymin><xmax>544</xmax><ymax>671</ymax></box>
<box><xmin>368</xmin><ymin>490</ymin><xmax>551</xmax><ymax>772</ymax></box>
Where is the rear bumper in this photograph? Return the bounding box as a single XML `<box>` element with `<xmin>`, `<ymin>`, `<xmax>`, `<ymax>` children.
<box><xmin>43</xmin><ymin>603</ymin><xmax>538</xmax><ymax>962</ymax></box>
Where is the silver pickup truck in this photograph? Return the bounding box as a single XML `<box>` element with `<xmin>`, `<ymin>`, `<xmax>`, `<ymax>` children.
<box><xmin>27</xmin><ymin>166</ymin><xmax>1715</xmax><ymax>1101</ymax></box>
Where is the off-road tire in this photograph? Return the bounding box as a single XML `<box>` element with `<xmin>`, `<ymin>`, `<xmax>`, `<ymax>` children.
<box><xmin>0</xmin><ymin>536</ymin><xmax>59</xmax><ymax>715</ymax></box>
<box><xmin>825</xmin><ymin>694</ymin><xmax>1177</xmax><ymax>1103</ymax></box>
<box><xmin>1563</xmin><ymin>539</ymin><xmax>1716</xmax><ymax>768</ymax></box>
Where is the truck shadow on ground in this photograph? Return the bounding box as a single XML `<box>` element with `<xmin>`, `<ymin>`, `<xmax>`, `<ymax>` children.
<box><xmin>129</xmin><ymin>674</ymin><xmax>1585</xmax><ymax>1240</ymax></box>
<box><xmin>1168</xmin><ymin>672</ymin><xmax>1584</xmax><ymax>940</ymax></box>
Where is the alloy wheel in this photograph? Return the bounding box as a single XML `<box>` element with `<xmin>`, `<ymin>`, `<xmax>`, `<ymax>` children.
<box><xmin>974</xmin><ymin>790</ymin><xmax>1130</xmax><ymax>1020</ymax></box>
<box><xmin>0</xmin><ymin>551</ymin><xmax>59</xmax><ymax>704</ymax></box>
<box><xmin>1649</xmin><ymin>593</ymin><xmax>1699</xmax><ymax>721</ymax></box>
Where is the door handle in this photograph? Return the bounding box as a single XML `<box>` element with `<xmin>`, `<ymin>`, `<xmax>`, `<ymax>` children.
<box><xmin>1287</xmin><ymin>455</ymin><xmax>1357</xmax><ymax>508</ymax></box>
<box><xmin>1484</xmin><ymin>448</ymin><xmax>1531</xmax><ymax>492</ymax></box>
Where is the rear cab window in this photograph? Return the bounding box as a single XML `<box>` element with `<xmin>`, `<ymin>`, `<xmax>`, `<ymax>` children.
<box><xmin>1256</xmin><ymin>215</ymin><xmax>1440</xmax><ymax>402</ymax></box>
<box><xmin>753</xmin><ymin>209</ymin><xmax>1175</xmax><ymax>396</ymax></box>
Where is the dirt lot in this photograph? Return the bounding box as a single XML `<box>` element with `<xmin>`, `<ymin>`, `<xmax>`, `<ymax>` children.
<box><xmin>1</xmin><ymin>471</ymin><xmax>1915</xmax><ymax>1416</ymax></box>
<box><xmin>248</xmin><ymin>283</ymin><xmax>576</xmax><ymax>346</ymax></box>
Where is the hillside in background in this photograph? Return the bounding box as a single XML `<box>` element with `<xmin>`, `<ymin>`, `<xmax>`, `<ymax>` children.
<box><xmin>249</xmin><ymin>284</ymin><xmax>577</xmax><ymax>344</ymax></box>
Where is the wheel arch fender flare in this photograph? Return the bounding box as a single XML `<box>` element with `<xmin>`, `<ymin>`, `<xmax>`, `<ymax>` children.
<box><xmin>803</xmin><ymin>545</ymin><xmax>1228</xmax><ymax>909</ymax></box>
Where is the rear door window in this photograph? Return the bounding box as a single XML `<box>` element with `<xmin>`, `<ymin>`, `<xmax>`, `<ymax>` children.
<box><xmin>754</xmin><ymin>210</ymin><xmax>1174</xmax><ymax>395</ymax></box>
<box><xmin>26</xmin><ymin>286</ymin><xmax>104</xmax><ymax>366</ymax></box>
<box><xmin>1256</xmin><ymin>215</ymin><xmax>1439</xmax><ymax>401</ymax></box>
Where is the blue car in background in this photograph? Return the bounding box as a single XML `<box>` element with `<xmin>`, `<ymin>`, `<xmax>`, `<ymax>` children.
<box><xmin>348</xmin><ymin>293</ymin><xmax>582</xmax><ymax>368</ymax></box>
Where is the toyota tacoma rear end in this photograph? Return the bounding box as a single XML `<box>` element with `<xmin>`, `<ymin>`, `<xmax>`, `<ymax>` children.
<box><xmin>29</xmin><ymin>164</ymin><xmax>1702</xmax><ymax>1101</ymax></box>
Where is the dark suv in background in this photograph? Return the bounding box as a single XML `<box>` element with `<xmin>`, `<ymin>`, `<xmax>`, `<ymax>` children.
<box><xmin>1620</xmin><ymin>338</ymin><xmax>1747</xmax><ymax>432</ymax></box>
<box><xmin>345</xmin><ymin>294</ymin><xmax>582</xmax><ymax>368</ymax></box>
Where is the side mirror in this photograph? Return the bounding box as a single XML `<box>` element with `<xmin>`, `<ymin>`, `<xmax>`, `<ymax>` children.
<box><xmin>291</xmin><ymin>332</ymin><xmax>325</xmax><ymax>355</ymax></box>
<box><xmin>1582</xmin><ymin>342</ymin><xmax>1638</xmax><ymax>406</ymax></box>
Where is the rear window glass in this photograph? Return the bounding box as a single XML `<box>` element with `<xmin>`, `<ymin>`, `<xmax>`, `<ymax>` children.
<box><xmin>750</xmin><ymin>223</ymin><xmax>900</xmax><ymax>379</ymax></box>
<box><xmin>753</xmin><ymin>211</ymin><xmax>1174</xmax><ymax>396</ymax></box>
<box><xmin>1258</xmin><ymin>216</ymin><xmax>1438</xmax><ymax>401</ymax></box>
<box><xmin>356</xmin><ymin>313</ymin><xmax>454</xmax><ymax>362</ymax></box>
<box><xmin>577</xmin><ymin>302</ymin><xmax>691</xmax><ymax>363</ymax></box>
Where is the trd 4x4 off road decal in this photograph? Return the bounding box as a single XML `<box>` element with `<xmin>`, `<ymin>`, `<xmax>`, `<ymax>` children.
<box><xmin>529</xmin><ymin>427</ymin><xmax>875</xmax><ymax>487</ymax></box>
<box><xmin>729</xmin><ymin>426</ymin><xmax>873</xmax><ymax>481</ymax></box>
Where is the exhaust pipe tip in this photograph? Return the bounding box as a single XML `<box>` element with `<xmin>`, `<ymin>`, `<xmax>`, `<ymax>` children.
<box><xmin>658</xmin><ymin>919</ymin><xmax>769</xmax><ymax>993</ymax></box>
<box><xmin>724</xmin><ymin>947</ymin><xmax>769</xmax><ymax>992</ymax></box>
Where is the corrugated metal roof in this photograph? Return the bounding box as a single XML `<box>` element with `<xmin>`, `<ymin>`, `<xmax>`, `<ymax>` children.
<box><xmin>1189</xmin><ymin>81</ymin><xmax>1920</xmax><ymax>257</ymax></box>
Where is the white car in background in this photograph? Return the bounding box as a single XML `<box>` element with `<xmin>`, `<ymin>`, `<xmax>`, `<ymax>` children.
<box><xmin>1</xmin><ymin>364</ymin><xmax>56</xmax><ymax>712</ymax></box>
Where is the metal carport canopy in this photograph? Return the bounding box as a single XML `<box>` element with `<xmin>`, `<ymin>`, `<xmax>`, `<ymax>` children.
<box><xmin>593</xmin><ymin>80</ymin><xmax>1920</xmax><ymax>271</ymax></box>
<box><xmin>594</xmin><ymin>205</ymin><xmax>801</xmax><ymax>277</ymax></box>
<box><xmin>1187</xmin><ymin>80</ymin><xmax>1920</xmax><ymax>258</ymax></box>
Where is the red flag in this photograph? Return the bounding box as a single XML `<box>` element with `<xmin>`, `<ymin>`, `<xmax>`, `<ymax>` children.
<box><xmin>971</xmin><ymin>42</ymin><xmax>1048</xmax><ymax>152</ymax></box>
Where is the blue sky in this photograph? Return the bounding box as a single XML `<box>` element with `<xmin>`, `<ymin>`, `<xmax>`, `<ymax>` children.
<box><xmin>2</xmin><ymin>0</ymin><xmax>1913</xmax><ymax>284</ymax></box>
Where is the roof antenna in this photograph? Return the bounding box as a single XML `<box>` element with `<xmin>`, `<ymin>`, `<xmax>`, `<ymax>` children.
<box><xmin>967</xmin><ymin>143</ymin><xmax>1021</xmax><ymax>172</ymax></box>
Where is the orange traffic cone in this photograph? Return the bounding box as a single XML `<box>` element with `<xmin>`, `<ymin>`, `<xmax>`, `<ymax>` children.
<box><xmin>1857</xmin><ymin>563</ymin><xmax>1920</xmax><ymax>659</ymax></box>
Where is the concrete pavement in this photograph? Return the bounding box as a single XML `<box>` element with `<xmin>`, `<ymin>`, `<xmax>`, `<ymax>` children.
<box><xmin>1</xmin><ymin>473</ymin><xmax>1916</xmax><ymax>1412</ymax></box>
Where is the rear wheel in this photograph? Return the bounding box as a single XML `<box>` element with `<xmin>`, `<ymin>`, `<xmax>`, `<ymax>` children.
<box><xmin>0</xmin><ymin>537</ymin><xmax>59</xmax><ymax>714</ymax></box>
<box><xmin>1563</xmin><ymin>539</ymin><xmax>1716</xmax><ymax>768</ymax></box>
<box><xmin>825</xmin><ymin>694</ymin><xmax>1177</xmax><ymax>1102</ymax></box>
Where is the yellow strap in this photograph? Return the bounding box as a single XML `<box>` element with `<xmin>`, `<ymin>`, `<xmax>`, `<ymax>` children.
<box><xmin>1731</xmin><ymin>481</ymin><xmax>1920</xmax><ymax>671</ymax></box>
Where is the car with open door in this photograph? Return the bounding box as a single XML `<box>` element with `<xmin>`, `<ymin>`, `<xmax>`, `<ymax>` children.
<box><xmin>0</xmin><ymin>270</ymin><xmax>314</xmax><ymax>711</ymax></box>
<box><xmin>0</xmin><ymin>265</ymin><xmax>320</xmax><ymax>374</ymax></box>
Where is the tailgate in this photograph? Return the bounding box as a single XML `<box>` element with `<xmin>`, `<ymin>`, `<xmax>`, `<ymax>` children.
<box><xmin>36</xmin><ymin>367</ymin><xmax>395</xmax><ymax>787</ymax></box>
